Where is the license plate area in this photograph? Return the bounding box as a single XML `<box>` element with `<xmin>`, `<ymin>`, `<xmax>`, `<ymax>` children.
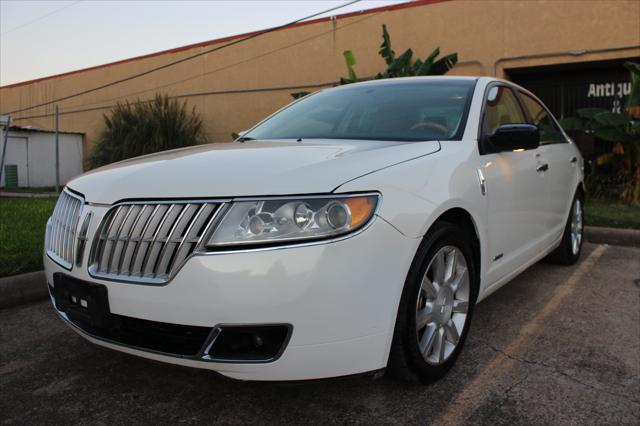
<box><xmin>53</xmin><ymin>273</ymin><xmax>110</xmax><ymax>329</ymax></box>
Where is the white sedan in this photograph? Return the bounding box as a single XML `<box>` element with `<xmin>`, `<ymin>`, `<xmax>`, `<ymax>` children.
<box><xmin>44</xmin><ymin>76</ymin><xmax>584</xmax><ymax>382</ymax></box>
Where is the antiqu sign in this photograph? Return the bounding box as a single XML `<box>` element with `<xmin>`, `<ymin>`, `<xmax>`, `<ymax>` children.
<box><xmin>587</xmin><ymin>81</ymin><xmax>632</xmax><ymax>113</ymax></box>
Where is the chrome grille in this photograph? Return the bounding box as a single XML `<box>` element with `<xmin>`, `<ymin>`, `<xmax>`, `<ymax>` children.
<box><xmin>46</xmin><ymin>190</ymin><xmax>84</xmax><ymax>269</ymax></box>
<box><xmin>89</xmin><ymin>201</ymin><xmax>223</xmax><ymax>284</ymax></box>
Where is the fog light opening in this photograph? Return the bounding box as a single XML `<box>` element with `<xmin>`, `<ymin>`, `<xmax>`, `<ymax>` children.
<box><xmin>205</xmin><ymin>325</ymin><xmax>291</xmax><ymax>362</ymax></box>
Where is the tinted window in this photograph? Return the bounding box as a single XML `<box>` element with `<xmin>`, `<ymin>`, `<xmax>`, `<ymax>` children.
<box><xmin>482</xmin><ymin>86</ymin><xmax>526</xmax><ymax>135</ymax></box>
<box><xmin>246</xmin><ymin>80</ymin><xmax>475</xmax><ymax>142</ymax></box>
<box><xmin>519</xmin><ymin>92</ymin><xmax>565</xmax><ymax>143</ymax></box>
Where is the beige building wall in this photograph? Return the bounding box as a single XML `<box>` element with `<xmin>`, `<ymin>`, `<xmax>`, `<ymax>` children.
<box><xmin>1</xmin><ymin>0</ymin><xmax>639</xmax><ymax>164</ymax></box>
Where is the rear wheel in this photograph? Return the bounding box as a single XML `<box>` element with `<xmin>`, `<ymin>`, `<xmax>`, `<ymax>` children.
<box><xmin>546</xmin><ymin>191</ymin><xmax>584</xmax><ymax>265</ymax></box>
<box><xmin>388</xmin><ymin>222</ymin><xmax>478</xmax><ymax>383</ymax></box>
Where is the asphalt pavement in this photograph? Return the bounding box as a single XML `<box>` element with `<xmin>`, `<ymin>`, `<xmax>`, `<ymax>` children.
<box><xmin>1</xmin><ymin>243</ymin><xmax>638</xmax><ymax>425</ymax></box>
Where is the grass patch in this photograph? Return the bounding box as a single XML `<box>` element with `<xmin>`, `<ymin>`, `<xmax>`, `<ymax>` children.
<box><xmin>0</xmin><ymin>197</ymin><xmax>57</xmax><ymax>277</ymax></box>
<box><xmin>585</xmin><ymin>201</ymin><xmax>640</xmax><ymax>230</ymax></box>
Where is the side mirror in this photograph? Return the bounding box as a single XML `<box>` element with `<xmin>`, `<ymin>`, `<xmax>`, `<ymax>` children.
<box><xmin>488</xmin><ymin>124</ymin><xmax>539</xmax><ymax>152</ymax></box>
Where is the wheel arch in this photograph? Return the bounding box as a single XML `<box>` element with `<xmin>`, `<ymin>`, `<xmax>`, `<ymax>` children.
<box><xmin>430</xmin><ymin>208</ymin><xmax>482</xmax><ymax>282</ymax></box>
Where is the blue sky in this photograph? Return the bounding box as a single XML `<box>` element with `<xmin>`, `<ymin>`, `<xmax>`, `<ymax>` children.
<box><xmin>0</xmin><ymin>0</ymin><xmax>405</xmax><ymax>86</ymax></box>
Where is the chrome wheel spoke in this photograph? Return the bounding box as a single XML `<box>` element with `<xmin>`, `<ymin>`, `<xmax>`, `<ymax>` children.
<box><xmin>452</xmin><ymin>299</ymin><xmax>468</xmax><ymax>314</ymax></box>
<box><xmin>445</xmin><ymin>248</ymin><xmax>457</xmax><ymax>283</ymax></box>
<box><xmin>448</xmin><ymin>266</ymin><xmax>468</xmax><ymax>293</ymax></box>
<box><xmin>416</xmin><ymin>305</ymin><xmax>434</xmax><ymax>329</ymax></box>
<box><xmin>421</xmin><ymin>276</ymin><xmax>438</xmax><ymax>299</ymax></box>
<box><xmin>433</xmin><ymin>250</ymin><xmax>446</xmax><ymax>285</ymax></box>
<box><xmin>434</xmin><ymin>327</ymin><xmax>446</xmax><ymax>363</ymax></box>
<box><xmin>419</xmin><ymin>325</ymin><xmax>437</xmax><ymax>355</ymax></box>
<box><xmin>444</xmin><ymin>321</ymin><xmax>459</xmax><ymax>345</ymax></box>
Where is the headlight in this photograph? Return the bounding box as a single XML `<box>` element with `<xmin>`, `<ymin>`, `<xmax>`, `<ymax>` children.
<box><xmin>206</xmin><ymin>194</ymin><xmax>379</xmax><ymax>247</ymax></box>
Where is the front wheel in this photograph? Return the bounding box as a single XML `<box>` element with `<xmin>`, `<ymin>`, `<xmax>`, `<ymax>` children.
<box><xmin>387</xmin><ymin>222</ymin><xmax>478</xmax><ymax>383</ymax></box>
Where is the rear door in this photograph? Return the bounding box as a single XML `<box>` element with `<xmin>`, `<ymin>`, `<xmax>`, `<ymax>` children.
<box><xmin>478</xmin><ymin>85</ymin><xmax>549</xmax><ymax>285</ymax></box>
<box><xmin>518</xmin><ymin>91</ymin><xmax>576</xmax><ymax>241</ymax></box>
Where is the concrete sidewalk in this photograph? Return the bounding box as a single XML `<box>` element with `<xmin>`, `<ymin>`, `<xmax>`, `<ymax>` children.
<box><xmin>0</xmin><ymin>191</ymin><xmax>58</xmax><ymax>198</ymax></box>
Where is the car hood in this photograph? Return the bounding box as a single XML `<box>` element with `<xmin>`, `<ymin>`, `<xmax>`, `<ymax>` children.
<box><xmin>68</xmin><ymin>139</ymin><xmax>441</xmax><ymax>204</ymax></box>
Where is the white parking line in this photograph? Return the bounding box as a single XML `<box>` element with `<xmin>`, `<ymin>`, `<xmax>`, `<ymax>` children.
<box><xmin>435</xmin><ymin>244</ymin><xmax>608</xmax><ymax>425</ymax></box>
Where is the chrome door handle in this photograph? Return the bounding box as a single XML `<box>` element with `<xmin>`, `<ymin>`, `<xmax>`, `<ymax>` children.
<box><xmin>570</xmin><ymin>157</ymin><xmax>577</xmax><ymax>163</ymax></box>
<box><xmin>536</xmin><ymin>163</ymin><xmax>549</xmax><ymax>173</ymax></box>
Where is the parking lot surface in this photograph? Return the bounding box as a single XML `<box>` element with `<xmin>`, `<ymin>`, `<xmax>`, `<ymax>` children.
<box><xmin>1</xmin><ymin>243</ymin><xmax>639</xmax><ymax>425</ymax></box>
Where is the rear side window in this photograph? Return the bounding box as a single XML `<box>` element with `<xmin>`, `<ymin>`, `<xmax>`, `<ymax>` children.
<box><xmin>519</xmin><ymin>92</ymin><xmax>565</xmax><ymax>144</ymax></box>
<box><xmin>482</xmin><ymin>86</ymin><xmax>526</xmax><ymax>135</ymax></box>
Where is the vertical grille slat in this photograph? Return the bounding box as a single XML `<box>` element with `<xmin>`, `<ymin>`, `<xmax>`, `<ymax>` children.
<box><xmin>155</xmin><ymin>204</ymin><xmax>201</xmax><ymax>279</ymax></box>
<box><xmin>117</xmin><ymin>204</ymin><xmax>149</xmax><ymax>275</ymax></box>
<box><xmin>89</xmin><ymin>201</ymin><xmax>222</xmax><ymax>284</ymax></box>
<box><xmin>128</xmin><ymin>204</ymin><xmax>161</xmax><ymax>276</ymax></box>
<box><xmin>45</xmin><ymin>190</ymin><xmax>84</xmax><ymax>270</ymax></box>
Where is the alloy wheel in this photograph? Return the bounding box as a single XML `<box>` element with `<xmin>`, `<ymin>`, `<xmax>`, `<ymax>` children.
<box><xmin>570</xmin><ymin>199</ymin><xmax>583</xmax><ymax>255</ymax></box>
<box><xmin>415</xmin><ymin>245</ymin><xmax>470</xmax><ymax>365</ymax></box>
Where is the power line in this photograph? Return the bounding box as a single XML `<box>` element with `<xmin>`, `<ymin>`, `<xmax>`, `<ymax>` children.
<box><xmin>13</xmin><ymin>81</ymin><xmax>340</xmax><ymax>121</ymax></box>
<box><xmin>51</xmin><ymin>11</ymin><xmax>380</xmax><ymax>114</ymax></box>
<box><xmin>5</xmin><ymin>0</ymin><xmax>360</xmax><ymax>115</ymax></box>
<box><xmin>1</xmin><ymin>0</ymin><xmax>82</xmax><ymax>35</ymax></box>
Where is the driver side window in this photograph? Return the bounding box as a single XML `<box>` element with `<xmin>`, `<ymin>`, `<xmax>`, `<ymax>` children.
<box><xmin>482</xmin><ymin>86</ymin><xmax>526</xmax><ymax>135</ymax></box>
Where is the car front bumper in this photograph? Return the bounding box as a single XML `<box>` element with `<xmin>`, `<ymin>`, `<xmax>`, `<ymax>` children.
<box><xmin>45</xmin><ymin>216</ymin><xmax>419</xmax><ymax>381</ymax></box>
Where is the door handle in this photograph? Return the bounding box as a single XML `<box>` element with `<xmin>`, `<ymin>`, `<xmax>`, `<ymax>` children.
<box><xmin>536</xmin><ymin>163</ymin><xmax>549</xmax><ymax>173</ymax></box>
<box><xmin>570</xmin><ymin>157</ymin><xmax>577</xmax><ymax>163</ymax></box>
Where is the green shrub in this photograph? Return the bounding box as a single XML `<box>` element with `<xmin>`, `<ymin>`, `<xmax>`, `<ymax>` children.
<box><xmin>90</xmin><ymin>94</ymin><xmax>207</xmax><ymax>168</ymax></box>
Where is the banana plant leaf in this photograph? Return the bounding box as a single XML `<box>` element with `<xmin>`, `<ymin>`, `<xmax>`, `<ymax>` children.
<box><xmin>378</xmin><ymin>24</ymin><xmax>395</xmax><ymax>65</ymax></box>
<box><xmin>343</xmin><ymin>50</ymin><xmax>358</xmax><ymax>82</ymax></box>
<box><xmin>594</xmin><ymin>111</ymin><xmax>631</xmax><ymax>127</ymax></box>
<box><xmin>429</xmin><ymin>53</ymin><xmax>458</xmax><ymax>75</ymax></box>
<box><xmin>577</xmin><ymin>108</ymin><xmax>608</xmax><ymax>119</ymax></box>
<box><xmin>624</xmin><ymin>62</ymin><xmax>640</xmax><ymax>109</ymax></box>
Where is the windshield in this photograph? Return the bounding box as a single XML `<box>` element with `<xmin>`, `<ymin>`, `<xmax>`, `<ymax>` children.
<box><xmin>246</xmin><ymin>79</ymin><xmax>475</xmax><ymax>142</ymax></box>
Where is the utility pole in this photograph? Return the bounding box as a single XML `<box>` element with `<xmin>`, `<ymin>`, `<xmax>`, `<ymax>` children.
<box><xmin>55</xmin><ymin>105</ymin><xmax>60</xmax><ymax>193</ymax></box>
<box><xmin>0</xmin><ymin>114</ymin><xmax>11</xmax><ymax>187</ymax></box>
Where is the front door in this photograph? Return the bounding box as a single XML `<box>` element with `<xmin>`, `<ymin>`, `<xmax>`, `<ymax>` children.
<box><xmin>479</xmin><ymin>85</ymin><xmax>549</xmax><ymax>286</ymax></box>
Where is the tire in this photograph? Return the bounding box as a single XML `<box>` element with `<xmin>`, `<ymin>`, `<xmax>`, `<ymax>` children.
<box><xmin>387</xmin><ymin>221</ymin><xmax>478</xmax><ymax>383</ymax></box>
<box><xmin>546</xmin><ymin>191</ymin><xmax>584</xmax><ymax>265</ymax></box>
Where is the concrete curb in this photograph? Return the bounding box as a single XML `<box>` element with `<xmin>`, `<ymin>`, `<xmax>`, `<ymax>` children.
<box><xmin>0</xmin><ymin>271</ymin><xmax>47</xmax><ymax>309</ymax></box>
<box><xmin>0</xmin><ymin>191</ymin><xmax>58</xmax><ymax>198</ymax></box>
<box><xmin>585</xmin><ymin>226</ymin><xmax>640</xmax><ymax>248</ymax></box>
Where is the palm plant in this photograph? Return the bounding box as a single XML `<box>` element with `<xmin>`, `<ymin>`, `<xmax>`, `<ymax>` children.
<box><xmin>290</xmin><ymin>24</ymin><xmax>458</xmax><ymax>99</ymax></box>
<box><xmin>91</xmin><ymin>94</ymin><xmax>207</xmax><ymax>168</ymax></box>
<box><xmin>340</xmin><ymin>24</ymin><xmax>458</xmax><ymax>84</ymax></box>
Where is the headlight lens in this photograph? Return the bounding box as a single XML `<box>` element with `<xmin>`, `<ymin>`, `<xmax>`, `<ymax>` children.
<box><xmin>206</xmin><ymin>194</ymin><xmax>379</xmax><ymax>247</ymax></box>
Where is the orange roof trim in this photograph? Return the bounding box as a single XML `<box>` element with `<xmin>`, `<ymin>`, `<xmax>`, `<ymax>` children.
<box><xmin>1</xmin><ymin>0</ymin><xmax>447</xmax><ymax>89</ymax></box>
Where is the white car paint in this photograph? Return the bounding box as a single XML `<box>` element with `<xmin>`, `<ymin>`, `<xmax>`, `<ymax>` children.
<box><xmin>44</xmin><ymin>76</ymin><xmax>583</xmax><ymax>380</ymax></box>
